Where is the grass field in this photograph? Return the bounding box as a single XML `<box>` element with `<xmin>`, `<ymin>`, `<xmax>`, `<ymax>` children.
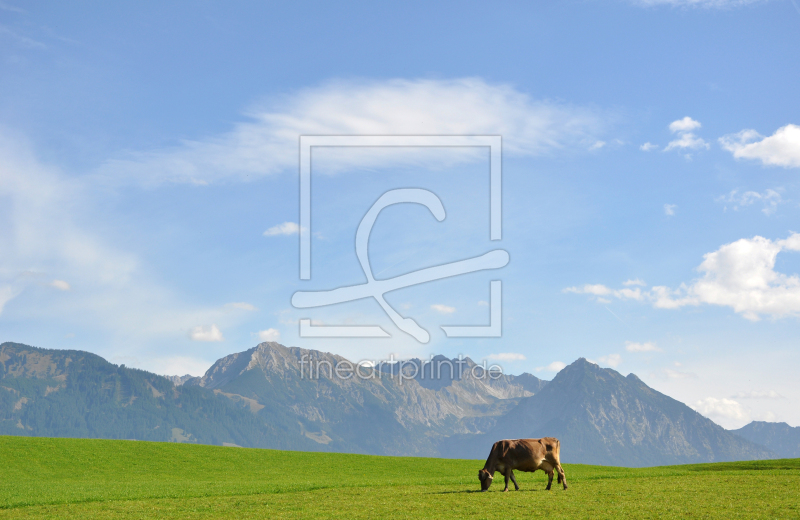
<box><xmin>1</xmin><ymin>436</ymin><xmax>798</xmax><ymax>519</ymax></box>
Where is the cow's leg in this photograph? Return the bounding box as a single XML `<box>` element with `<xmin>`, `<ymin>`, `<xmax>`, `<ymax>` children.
<box><xmin>503</xmin><ymin>470</ymin><xmax>510</xmax><ymax>492</ymax></box>
<box><xmin>556</xmin><ymin>464</ymin><xmax>568</xmax><ymax>490</ymax></box>
<box><xmin>545</xmin><ymin>469</ymin><xmax>553</xmax><ymax>490</ymax></box>
<box><xmin>509</xmin><ymin>469</ymin><xmax>520</xmax><ymax>491</ymax></box>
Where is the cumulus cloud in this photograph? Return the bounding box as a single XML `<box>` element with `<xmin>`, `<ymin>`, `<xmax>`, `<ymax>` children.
<box><xmin>486</xmin><ymin>352</ymin><xmax>526</xmax><ymax>361</ymax></box>
<box><xmin>431</xmin><ymin>304</ymin><xmax>456</xmax><ymax>314</ymax></box>
<box><xmin>664</xmin><ymin>204</ymin><xmax>676</xmax><ymax>216</ymax></box>
<box><xmin>257</xmin><ymin>328</ymin><xmax>281</xmax><ymax>342</ymax></box>
<box><xmin>49</xmin><ymin>280</ymin><xmax>71</xmax><ymax>291</ymax></box>
<box><xmin>566</xmin><ymin>233</ymin><xmax>800</xmax><ymax>321</ymax></box>
<box><xmin>598</xmin><ymin>353</ymin><xmax>622</xmax><ymax>367</ymax></box>
<box><xmin>536</xmin><ymin>361</ymin><xmax>566</xmax><ymax>373</ymax></box>
<box><xmin>188</xmin><ymin>324</ymin><xmax>224</xmax><ymax>342</ymax></box>
<box><xmin>651</xmin><ymin>233</ymin><xmax>800</xmax><ymax>320</ymax></box>
<box><xmin>716</xmin><ymin>188</ymin><xmax>783</xmax><ymax>216</ymax></box>
<box><xmin>625</xmin><ymin>341</ymin><xmax>661</xmax><ymax>352</ymax></box>
<box><xmin>664</xmin><ymin>117</ymin><xmax>709</xmax><ymax>153</ymax></box>
<box><xmin>95</xmin><ymin>78</ymin><xmax>605</xmax><ymax>186</ymax></box>
<box><xmin>719</xmin><ymin>125</ymin><xmax>800</xmax><ymax>168</ymax></box>
<box><xmin>264</xmin><ymin>222</ymin><xmax>301</xmax><ymax>236</ymax></box>
<box><xmin>640</xmin><ymin>142</ymin><xmax>658</xmax><ymax>151</ymax></box>
<box><xmin>669</xmin><ymin>117</ymin><xmax>702</xmax><ymax>133</ymax></box>
<box><xmin>692</xmin><ymin>397</ymin><xmax>749</xmax><ymax>421</ymax></box>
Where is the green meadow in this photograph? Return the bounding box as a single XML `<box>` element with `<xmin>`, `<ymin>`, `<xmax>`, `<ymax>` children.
<box><xmin>1</xmin><ymin>436</ymin><xmax>798</xmax><ymax>519</ymax></box>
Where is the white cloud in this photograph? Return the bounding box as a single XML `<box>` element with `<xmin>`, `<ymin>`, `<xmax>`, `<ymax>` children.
<box><xmin>717</xmin><ymin>188</ymin><xmax>783</xmax><ymax>216</ymax></box>
<box><xmin>589</xmin><ymin>140</ymin><xmax>606</xmax><ymax>150</ymax></box>
<box><xmin>598</xmin><ymin>353</ymin><xmax>622</xmax><ymax>367</ymax></box>
<box><xmin>226</xmin><ymin>302</ymin><xmax>257</xmax><ymax>311</ymax></box>
<box><xmin>188</xmin><ymin>324</ymin><xmax>224</xmax><ymax>342</ymax></box>
<box><xmin>731</xmin><ymin>390</ymin><xmax>784</xmax><ymax>399</ymax></box>
<box><xmin>564</xmin><ymin>284</ymin><xmax>644</xmax><ymax>301</ymax></box>
<box><xmin>431</xmin><ymin>304</ymin><xmax>456</xmax><ymax>314</ymax></box>
<box><xmin>664</xmin><ymin>117</ymin><xmax>709</xmax><ymax>152</ymax></box>
<box><xmin>692</xmin><ymin>397</ymin><xmax>749</xmax><ymax>422</ymax></box>
<box><xmin>669</xmin><ymin>117</ymin><xmax>702</xmax><ymax>133</ymax></box>
<box><xmin>623</xmin><ymin>279</ymin><xmax>646</xmax><ymax>286</ymax></box>
<box><xmin>49</xmin><ymin>280</ymin><xmax>71</xmax><ymax>291</ymax></box>
<box><xmin>640</xmin><ymin>142</ymin><xmax>658</xmax><ymax>151</ymax></box>
<box><xmin>264</xmin><ymin>222</ymin><xmax>301</xmax><ymax>236</ymax></box>
<box><xmin>536</xmin><ymin>361</ymin><xmax>566</xmax><ymax>373</ymax></box>
<box><xmin>625</xmin><ymin>341</ymin><xmax>661</xmax><ymax>352</ymax></box>
<box><xmin>719</xmin><ymin>125</ymin><xmax>800</xmax><ymax>168</ymax></box>
<box><xmin>486</xmin><ymin>352</ymin><xmax>526</xmax><ymax>361</ymax></box>
<box><xmin>664</xmin><ymin>133</ymin><xmax>709</xmax><ymax>151</ymax></box>
<box><xmin>568</xmin><ymin>233</ymin><xmax>800</xmax><ymax>321</ymax></box>
<box><xmin>651</xmin><ymin>233</ymin><xmax>800</xmax><ymax>320</ymax></box>
<box><xmin>477</xmin><ymin>300</ymin><xmax>489</xmax><ymax>306</ymax></box>
<box><xmin>0</xmin><ymin>285</ymin><xmax>19</xmax><ymax>315</ymax></box>
<box><xmin>257</xmin><ymin>328</ymin><xmax>281</xmax><ymax>342</ymax></box>
<box><xmin>95</xmin><ymin>78</ymin><xmax>605</xmax><ymax>186</ymax></box>
<box><xmin>664</xmin><ymin>204</ymin><xmax>676</xmax><ymax>216</ymax></box>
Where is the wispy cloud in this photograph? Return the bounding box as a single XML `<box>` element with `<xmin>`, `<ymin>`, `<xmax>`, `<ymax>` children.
<box><xmin>664</xmin><ymin>203</ymin><xmax>677</xmax><ymax>216</ymax></box>
<box><xmin>716</xmin><ymin>188</ymin><xmax>783</xmax><ymax>216</ymax></box>
<box><xmin>95</xmin><ymin>78</ymin><xmax>606</xmax><ymax>186</ymax></box>
<box><xmin>431</xmin><ymin>304</ymin><xmax>456</xmax><ymax>314</ymax></box>
<box><xmin>49</xmin><ymin>280</ymin><xmax>71</xmax><ymax>291</ymax></box>
<box><xmin>264</xmin><ymin>222</ymin><xmax>301</xmax><ymax>236</ymax></box>
<box><xmin>625</xmin><ymin>341</ymin><xmax>661</xmax><ymax>352</ymax></box>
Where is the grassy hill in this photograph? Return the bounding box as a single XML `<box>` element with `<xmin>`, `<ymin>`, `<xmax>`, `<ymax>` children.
<box><xmin>1</xmin><ymin>436</ymin><xmax>798</xmax><ymax>519</ymax></box>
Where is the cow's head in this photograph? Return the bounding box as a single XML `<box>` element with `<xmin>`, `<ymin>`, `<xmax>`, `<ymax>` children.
<box><xmin>478</xmin><ymin>469</ymin><xmax>493</xmax><ymax>491</ymax></box>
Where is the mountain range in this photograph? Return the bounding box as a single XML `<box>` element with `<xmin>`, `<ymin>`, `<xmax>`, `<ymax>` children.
<box><xmin>1</xmin><ymin>340</ymin><xmax>789</xmax><ymax>466</ymax></box>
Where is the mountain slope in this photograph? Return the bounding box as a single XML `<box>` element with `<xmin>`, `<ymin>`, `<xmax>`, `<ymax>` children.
<box><xmin>441</xmin><ymin>358</ymin><xmax>776</xmax><ymax>466</ymax></box>
<box><xmin>0</xmin><ymin>342</ymin><xmax>271</xmax><ymax>447</ymax></box>
<box><xmin>184</xmin><ymin>342</ymin><xmax>546</xmax><ymax>456</ymax></box>
<box><xmin>731</xmin><ymin>421</ymin><xmax>800</xmax><ymax>458</ymax></box>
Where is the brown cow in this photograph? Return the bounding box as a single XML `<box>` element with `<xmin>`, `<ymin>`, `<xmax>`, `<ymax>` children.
<box><xmin>478</xmin><ymin>437</ymin><xmax>568</xmax><ymax>492</ymax></box>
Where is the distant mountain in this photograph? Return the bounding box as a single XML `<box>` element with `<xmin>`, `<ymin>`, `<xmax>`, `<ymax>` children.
<box><xmin>164</xmin><ymin>374</ymin><xmax>194</xmax><ymax>386</ymax></box>
<box><xmin>1</xmin><ymin>341</ymin><xmax>781</xmax><ymax>466</ymax></box>
<box><xmin>182</xmin><ymin>342</ymin><xmax>544</xmax><ymax>456</ymax></box>
<box><xmin>0</xmin><ymin>342</ymin><xmax>269</xmax><ymax>447</ymax></box>
<box><xmin>440</xmin><ymin>358</ymin><xmax>776</xmax><ymax>466</ymax></box>
<box><xmin>731</xmin><ymin>422</ymin><xmax>800</xmax><ymax>458</ymax></box>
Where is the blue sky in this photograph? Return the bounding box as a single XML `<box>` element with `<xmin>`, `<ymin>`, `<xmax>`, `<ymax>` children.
<box><xmin>1</xmin><ymin>0</ymin><xmax>799</xmax><ymax>429</ymax></box>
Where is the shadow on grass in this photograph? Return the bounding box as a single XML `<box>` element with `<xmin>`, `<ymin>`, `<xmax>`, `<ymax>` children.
<box><xmin>430</xmin><ymin>489</ymin><xmax>546</xmax><ymax>495</ymax></box>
